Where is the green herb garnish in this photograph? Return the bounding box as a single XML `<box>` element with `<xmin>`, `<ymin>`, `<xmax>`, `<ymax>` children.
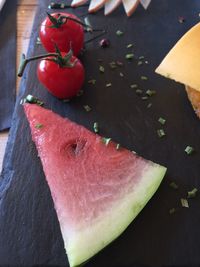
<box><xmin>21</xmin><ymin>95</ymin><xmax>44</xmax><ymax>106</ymax></box>
<box><xmin>109</xmin><ymin>62</ymin><xmax>117</xmax><ymax>69</ymax></box>
<box><xmin>157</xmin><ymin>129</ymin><xmax>166</xmax><ymax>138</ymax></box>
<box><xmin>119</xmin><ymin>72</ymin><xmax>124</xmax><ymax>77</ymax></box>
<box><xmin>141</xmin><ymin>96</ymin><xmax>148</xmax><ymax>100</ymax></box>
<box><xmin>181</xmin><ymin>198</ymin><xmax>189</xmax><ymax>208</ymax></box>
<box><xmin>35</xmin><ymin>123</ymin><xmax>43</xmax><ymax>129</ymax></box>
<box><xmin>106</xmin><ymin>83</ymin><xmax>112</xmax><ymax>87</ymax></box>
<box><xmin>116</xmin><ymin>143</ymin><xmax>120</xmax><ymax>150</ymax></box>
<box><xmin>83</xmin><ymin>105</ymin><xmax>92</xmax><ymax>112</ymax></box>
<box><xmin>147</xmin><ymin>103</ymin><xmax>152</xmax><ymax>108</ymax></box>
<box><xmin>77</xmin><ymin>90</ymin><xmax>84</xmax><ymax>97</ymax></box>
<box><xmin>146</xmin><ymin>89</ymin><xmax>156</xmax><ymax>96</ymax></box>
<box><xmin>141</xmin><ymin>76</ymin><xmax>148</xmax><ymax>80</ymax></box>
<box><xmin>116</xmin><ymin>30</ymin><xmax>123</xmax><ymax>36</ymax></box>
<box><xmin>88</xmin><ymin>79</ymin><xmax>96</xmax><ymax>85</ymax></box>
<box><xmin>99</xmin><ymin>66</ymin><xmax>105</xmax><ymax>73</ymax></box>
<box><xmin>93</xmin><ymin>122</ymin><xmax>99</xmax><ymax>133</ymax></box>
<box><xmin>158</xmin><ymin>117</ymin><xmax>166</xmax><ymax>125</ymax></box>
<box><xmin>185</xmin><ymin>146</ymin><xmax>195</xmax><ymax>155</ymax></box>
<box><xmin>169</xmin><ymin>182</ymin><xmax>178</xmax><ymax>190</ymax></box>
<box><xmin>130</xmin><ymin>84</ymin><xmax>138</xmax><ymax>89</ymax></box>
<box><xmin>127</xmin><ymin>43</ymin><xmax>133</xmax><ymax>48</ymax></box>
<box><xmin>139</xmin><ymin>56</ymin><xmax>145</xmax><ymax>60</ymax></box>
<box><xmin>187</xmin><ymin>188</ymin><xmax>198</xmax><ymax>198</ymax></box>
<box><xmin>135</xmin><ymin>89</ymin><xmax>143</xmax><ymax>95</ymax></box>
<box><xmin>137</xmin><ymin>61</ymin><xmax>143</xmax><ymax>66</ymax></box>
<box><xmin>125</xmin><ymin>53</ymin><xmax>134</xmax><ymax>60</ymax></box>
<box><xmin>102</xmin><ymin>137</ymin><xmax>112</xmax><ymax>146</ymax></box>
<box><xmin>169</xmin><ymin>208</ymin><xmax>176</xmax><ymax>214</ymax></box>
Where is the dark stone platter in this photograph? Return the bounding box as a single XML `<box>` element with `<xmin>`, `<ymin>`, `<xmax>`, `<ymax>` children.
<box><xmin>1</xmin><ymin>1</ymin><xmax>200</xmax><ymax>266</ymax></box>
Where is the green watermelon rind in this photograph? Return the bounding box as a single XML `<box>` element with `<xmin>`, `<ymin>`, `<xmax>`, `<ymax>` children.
<box><xmin>63</xmin><ymin>163</ymin><xmax>166</xmax><ymax>267</ymax></box>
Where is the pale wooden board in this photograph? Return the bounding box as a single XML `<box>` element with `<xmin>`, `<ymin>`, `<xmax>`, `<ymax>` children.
<box><xmin>0</xmin><ymin>0</ymin><xmax>37</xmax><ymax>171</ymax></box>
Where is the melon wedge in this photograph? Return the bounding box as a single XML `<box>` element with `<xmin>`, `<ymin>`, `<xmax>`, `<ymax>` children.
<box><xmin>122</xmin><ymin>0</ymin><xmax>140</xmax><ymax>17</ymax></box>
<box><xmin>155</xmin><ymin>22</ymin><xmax>200</xmax><ymax>92</ymax></box>
<box><xmin>89</xmin><ymin>0</ymin><xmax>108</xmax><ymax>13</ymax></box>
<box><xmin>71</xmin><ymin>0</ymin><xmax>88</xmax><ymax>7</ymax></box>
<box><xmin>104</xmin><ymin>0</ymin><xmax>122</xmax><ymax>15</ymax></box>
<box><xmin>24</xmin><ymin>103</ymin><xmax>166</xmax><ymax>267</ymax></box>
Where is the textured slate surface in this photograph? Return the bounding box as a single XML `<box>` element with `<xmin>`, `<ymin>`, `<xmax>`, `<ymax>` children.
<box><xmin>0</xmin><ymin>0</ymin><xmax>16</xmax><ymax>131</ymax></box>
<box><xmin>1</xmin><ymin>0</ymin><xmax>200</xmax><ymax>266</ymax></box>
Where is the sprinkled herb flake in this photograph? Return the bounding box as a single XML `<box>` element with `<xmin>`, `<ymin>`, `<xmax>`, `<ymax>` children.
<box><xmin>169</xmin><ymin>208</ymin><xmax>176</xmax><ymax>215</ymax></box>
<box><xmin>146</xmin><ymin>89</ymin><xmax>156</xmax><ymax>96</ymax></box>
<box><xmin>157</xmin><ymin>129</ymin><xmax>166</xmax><ymax>138</ymax></box>
<box><xmin>35</xmin><ymin>123</ymin><xmax>43</xmax><ymax>129</ymax></box>
<box><xmin>109</xmin><ymin>62</ymin><xmax>117</xmax><ymax>69</ymax></box>
<box><xmin>83</xmin><ymin>105</ymin><xmax>92</xmax><ymax>112</ymax></box>
<box><xmin>116</xmin><ymin>61</ymin><xmax>123</xmax><ymax>66</ymax></box>
<box><xmin>116</xmin><ymin>143</ymin><xmax>120</xmax><ymax>150</ymax></box>
<box><xmin>130</xmin><ymin>84</ymin><xmax>138</xmax><ymax>89</ymax></box>
<box><xmin>187</xmin><ymin>188</ymin><xmax>198</xmax><ymax>199</ymax></box>
<box><xmin>21</xmin><ymin>95</ymin><xmax>44</xmax><ymax>106</ymax></box>
<box><xmin>77</xmin><ymin>90</ymin><xmax>84</xmax><ymax>97</ymax></box>
<box><xmin>88</xmin><ymin>79</ymin><xmax>96</xmax><ymax>85</ymax></box>
<box><xmin>181</xmin><ymin>198</ymin><xmax>189</xmax><ymax>208</ymax></box>
<box><xmin>169</xmin><ymin>182</ymin><xmax>178</xmax><ymax>190</ymax></box>
<box><xmin>125</xmin><ymin>53</ymin><xmax>134</xmax><ymax>60</ymax></box>
<box><xmin>135</xmin><ymin>89</ymin><xmax>143</xmax><ymax>95</ymax></box>
<box><xmin>116</xmin><ymin>30</ymin><xmax>123</xmax><ymax>36</ymax></box>
<box><xmin>141</xmin><ymin>96</ymin><xmax>148</xmax><ymax>101</ymax></box>
<box><xmin>147</xmin><ymin>103</ymin><xmax>152</xmax><ymax>109</ymax></box>
<box><xmin>139</xmin><ymin>56</ymin><xmax>145</xmax><ymax>60</ymax></box>
<box><xmin>106</xmin><ymin>83</ymin><xmax>112</xmax><ymax>87</ymax></box>
<box><xmin>127</xmin><ymin>43</ymin><xmax>133</xmax><ymax>48</ymax></box>
<box><xmin>185</xmin><ymin>146</ymin><xmax>195</xmax><ymax>155</ymax></box>
<box><xmin>36</xmin><ymin>37</ymin><xmax>41</xmax><ymax>45</ymax></box>
<box><xmin>102</xmin><ymin>137</ymin><xmax>112</xmax><ymax>146</ymax></box>
<box><xmin>141</xmin><ymin>76</ymin><xmax>148</xmax><ymax>81</ymax></box>
<box><xmin>137</xmin><ymin>61</ymin><xmax>143</xmax><ymax>66</ymax></box>
<box><xmin>93</xmin><ymin>122</ymin><xmax>99</xmax><ymax>133</ymax></box>
<box><xmin>119</xmin><ymin>72</ymin><xmax>124</xmax><ymax>77</ymax></box>
<box><xmin>84</xmin><ymin>17</ymin><xmax>93</xmax><ymax>32</ymax></box>
<box><xmin>99</xmin><ymin>65</ymin><xmax>105</xmax><ymax>73</ymax></box>
<box><xmin>158</xmin><ymin>117</ymin><xmax>166</xmax><ymax>125</ymax></box>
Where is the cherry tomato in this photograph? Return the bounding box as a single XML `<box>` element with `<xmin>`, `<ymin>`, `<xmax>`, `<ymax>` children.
<box><xmin>37</xmin><ymin>52</ymin><xmax>85</xmax><ymax>99</ymax></box>
<box><xmin>39</xmin><ymin>12</ymin><xmax>84</xmax><ymax>56</ymax></box>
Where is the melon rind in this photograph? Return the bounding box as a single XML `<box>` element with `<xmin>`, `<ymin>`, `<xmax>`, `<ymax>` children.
<box><xmin>63</xmin><ymin>163</ymin><xmax>166</xmax><ymax>267</ymax></box>
<box><xmin>155</xmin><ymin>22</ymin><xmax>200</xmax><ymax>92</ymax></box>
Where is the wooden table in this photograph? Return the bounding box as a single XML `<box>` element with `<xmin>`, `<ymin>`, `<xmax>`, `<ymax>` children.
<box><xmin>0</xmin><ymin>0</ymin><xmax>37</xmax><ymax>171</ymax></box>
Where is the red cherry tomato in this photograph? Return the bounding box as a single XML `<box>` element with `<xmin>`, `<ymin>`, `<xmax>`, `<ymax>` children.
<box><xmin>37</xmin><ymin>53</ymin><xmax>85</xmax><ymax>99</ymax></box>
<box><xmin>39</xmin><ymin>12</ymin><xmax>84</xmax><ymax>56</ymax></box>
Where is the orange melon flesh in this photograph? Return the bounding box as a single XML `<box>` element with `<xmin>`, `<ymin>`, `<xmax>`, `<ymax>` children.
<box><xmin>155</xmin><ymin>22</ymin><xmax>200</xmax><ymax>92</ymax></box>
<box><xmin>24</xmin><ymin>104</ymin><xmax>166</xmax><ymax>267</ymax></box>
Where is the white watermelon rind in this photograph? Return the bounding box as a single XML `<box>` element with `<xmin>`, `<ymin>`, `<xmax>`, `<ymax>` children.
<box><xmin>62</xmin><ymin>163</ymin><xmax>166</xmax><ymax>267</ymax></box>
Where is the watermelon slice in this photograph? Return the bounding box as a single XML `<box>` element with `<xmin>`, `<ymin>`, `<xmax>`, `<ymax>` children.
<box><xmin>24</xmin><ymin>103</ymin><xmax>166</xmax><ymax>267</ymax></box>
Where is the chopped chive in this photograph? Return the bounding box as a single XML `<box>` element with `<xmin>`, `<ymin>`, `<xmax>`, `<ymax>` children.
<box><xmin>139</xmin><ymin>56</ymin><xmax>145</xmax><ymax>60</ymax></box>
<box><xmin>130</xmin><ymin>84</ymin><xmax>138</xmax><ymax>89</ymax></box>
<box><xmin>158</xmin><ymin>117</ymin><xmax>166</xmax><ymax>125</ymax></box>
<box><xmin>138</xmin><ymin>61</ymin><xmax>143</xmax><ymax>66</ymax></box>
<box><xmin>127</xmin><ymin>43</ymin><xmax>133</xmax><ymax>48</ymax></box>
<box><xmin>132</xmin><ymin>150</ymin><xmax>137</xmax><ymax>154</ymax></box>
<box><xmin>141</xmin><ymin>76</ymin><xmax>148</xmax><ymax>80</ymax></box>
<box><xmin>119</xmin><ymin>72</ymin><xmax>124</xmax><ymax>77</ymax></box>
<box><xmin>109</xmin><ymin>61</ymin><xmax>117</xmax><ymax>69</ymax></box>
<box><xmin>146</xmin><ymin>89</ymin><xmax>156</xmax><ymax>96</ymax></box>
<box><xmin>77</xmin><ymin>90</ymin><xmax>84</xmax><ymax>97</ymax></box>
<box><xmin>84</xmin><ymin>17</ymin><xmax>92</xmax><ymax>32</ymax></box>
<box><xmin>36</xmin><ymin>37</ymin><xmax>41</xmax><ymax>45</ymax></box>
<box><xmin>145</xmin><ymin>60</ymin><xmax>149</xmax><ymax>64</ymax></box>
<box><xmin>169</xmin><ymin>182</ymin><xmax>178</xmax><ymax>190</ymax></box>
<box><xmin>35</xmin><ymin>123</ymin><xmax>43</xmax><ymax>129</ymax></box>
<box><xmin>187</xmin><ymin>188</ymin><xmax>198</xmax><ymax>199</ymax></box>
<box><xmin>116</xmin><ymin>30</ymin><xmax>123</xmax><ymax>36</ymax></box>
<box><xmin>125</xmin><ymin>53</ymin><xmax>134</xmax><ymax>60</ymax></box>
<box><xmin>83</xmin><ymin>105</ymin><xmax>92</xmax><ymax>112</ymax></box>
<box><xmin>181</xmin><ymin>198</ymin><xmax>189</xmax><ymax>208</ymax></box>
<box><xmin>102</xmin><ymin>137</ymin><xmax>112</xmax><ymax>146</ymax></box>
<box><xmin>116</xmin><ymin>143</ymin><xmax>120</xmax><ymax>150</ymax></box>
<box><xmin>185</xmin><ymin>146</ymin><xmax>195</xmax><ymax>155</ymax></box>
<box><xmin>106</xmin><ymin>83</ymin><xmax>112</xmax><ymax>87</ymax></box>
<box><xmin>93</xmin><ymin>122</ymin><xmax>99</xmax><ymax>133</ymax></box>
<box><xmin>157</xmin><ymin>129</ymin><xmax>166</xmax><ymax>138</ymax></box>
<box><xmin>141</xmin><ymin>96</ymin><xmax>148</xmax><ymax>100</ymax></box>
<box><xmin>147</xmin><ymin>103</ymin><xmax>152</xmax><ymax>108</ymax></box>
<box><xmin>99</xmin><ymin>66</ymin><xmax>105</xmax><ymax>73</ymax></box>
<box><xmin>88</xmin><ymin>79</ymin><xmax>96</xmax><ymax>85</ymax></box>
<box><xmin>169</xmin><ymin>208</ymin><xmax>176</xmax><ymax>214</ymax></box>
<box><xmin>135</xmin><ymin>89</ymin><xmax>143</xmax><ymax>95</ymax></box>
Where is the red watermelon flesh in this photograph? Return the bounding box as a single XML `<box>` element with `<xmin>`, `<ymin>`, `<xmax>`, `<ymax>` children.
<box><xmin>24</xmin><ymin>103</ymin><xmax>166</xmax><ymax>267</ymax></box>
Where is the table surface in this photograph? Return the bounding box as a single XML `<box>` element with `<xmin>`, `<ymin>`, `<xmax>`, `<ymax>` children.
<box><xmin>0</xmin><ymin>0</ymin><xmax>37</xmax><ymax>171</ymax></box>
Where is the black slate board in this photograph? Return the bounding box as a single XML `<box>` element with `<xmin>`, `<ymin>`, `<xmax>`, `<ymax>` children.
<box><xmin>1</xmin><ymin>1</ymin><xmax>200</xmax><ymax>266</ymax></box>
<box><xmin>0</xmin><ymin>0</ymin><xmax>16</xmax><ymax>131</ymax></box>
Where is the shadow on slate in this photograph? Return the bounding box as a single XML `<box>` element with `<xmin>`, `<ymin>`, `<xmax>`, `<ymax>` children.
<box><xmin>0</xmin><ymin>0</ymin><xmax>16</xmax><ymax>131</ymax></box>
<box><xmin>0</xmin><ymin>0</ymin><xmax>200</xmax><ymax>266</ymax></box>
